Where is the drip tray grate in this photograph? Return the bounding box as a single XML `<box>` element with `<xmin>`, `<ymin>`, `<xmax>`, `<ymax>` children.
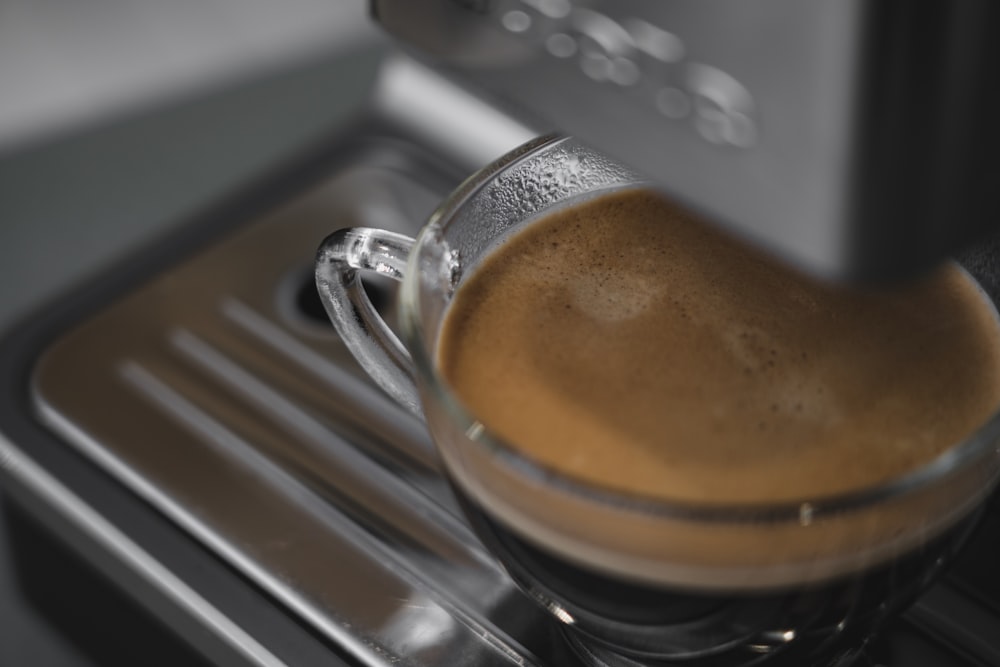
<box><xmin>30</xmin><ymin>141</ymin><xmax>564</xmax><ymax>667</ymax></box>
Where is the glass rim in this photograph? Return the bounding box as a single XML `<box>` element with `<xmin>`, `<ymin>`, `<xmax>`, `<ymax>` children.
<box><xmin>400</xmin><ymin>133</ymin><xmax>1000</xmax><ymax>525</ymax></box>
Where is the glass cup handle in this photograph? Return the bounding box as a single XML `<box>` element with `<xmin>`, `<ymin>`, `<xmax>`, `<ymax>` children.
<box><xmin>315</xmin><ymin>227</ymin><xmax>421</xmax><ymax>416</ymax></box>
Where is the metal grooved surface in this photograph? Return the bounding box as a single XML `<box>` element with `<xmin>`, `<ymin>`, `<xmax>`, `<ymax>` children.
<box><xmin>30</xmin><ymin>144</ymin><xmax>562</xmax><ymax>667</ymax></box>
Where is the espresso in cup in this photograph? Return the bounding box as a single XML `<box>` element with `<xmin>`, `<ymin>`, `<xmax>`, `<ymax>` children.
<box><xmin>316</xmin><ymin>136</ymin><xmax>1000</xmax><ymax>667</ymax></box>
<box><xmin>439</xmin><ymin>188</ymin><xmax>1000</xmax><ymax>507</ymax></box>
<box><xmin>435</xmin><ymin>187</ymin><xmax>1000</xmax><ymax>665</ymax></box>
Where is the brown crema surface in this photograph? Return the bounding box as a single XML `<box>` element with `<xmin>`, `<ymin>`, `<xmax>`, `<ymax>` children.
<box><xmin>437</xmin><ymin>189</ymin><xmax>1000</xmax><ymax>504</ymax></box>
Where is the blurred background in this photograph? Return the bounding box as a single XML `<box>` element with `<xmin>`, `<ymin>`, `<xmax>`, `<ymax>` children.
<box><xmin>0</xmin><ymin>1</ymin><xmax>384</xmax><ymax>663</ymax></box>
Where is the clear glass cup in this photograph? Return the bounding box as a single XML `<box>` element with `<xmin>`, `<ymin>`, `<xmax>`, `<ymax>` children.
<box><xmin>314</xmin><ymin>134</ymin><xmax>1000</xmax><ymax>666</ymax></box>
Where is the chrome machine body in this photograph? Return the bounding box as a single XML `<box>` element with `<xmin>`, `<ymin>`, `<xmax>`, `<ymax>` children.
<box><xmin>374</xmin><ymin>0</ymin><xmax>999</xmax><ymax>281</ymax></box>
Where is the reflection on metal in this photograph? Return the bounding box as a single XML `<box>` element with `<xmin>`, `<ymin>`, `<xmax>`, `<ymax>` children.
<box><xmin>686</xmin><ymin>64</ymin><xmax>757</xmax><ymax>147</ymax></box>
<box><xmin>0</xmin><ymin>432</ymin><xmax>289</xmax><ymax>667</ymax></box>
<box><xmin>492</xmin><ymin>1</ymin><xmax>757</xmax><ymax>147</ymax></box>
<box><xmin>371</xmin><ymin>56</ymin><xmax>536</xmax><ymax>172</ymax></box>
<box><xmin>31</xmin><ymin>152</ymin><xmax>559</xmax><ymax>666</ymax></box>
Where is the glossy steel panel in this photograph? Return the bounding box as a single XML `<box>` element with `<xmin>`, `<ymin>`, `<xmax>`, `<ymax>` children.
<box><xmin>32</xmin><ymin>147</ymin><xmax>564</xmax><ymax>667</ymax></box>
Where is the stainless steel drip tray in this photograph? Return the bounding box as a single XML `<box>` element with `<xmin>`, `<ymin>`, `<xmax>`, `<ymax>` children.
<box><xmin>28</xmin><ymin>137</ymin><xmax>561</xmax><ymax>667</ymax></box>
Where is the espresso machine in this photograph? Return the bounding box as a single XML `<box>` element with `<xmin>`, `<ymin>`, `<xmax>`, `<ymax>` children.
<box><xmin>0</xmin><ymin>1</ymin><xmax>998</xmax><ymax>666</ymax></box>
<box><xmin>374</xmin><ymin>0</ymin><xmax>1000</xmax><ymax>283</ymax></box>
